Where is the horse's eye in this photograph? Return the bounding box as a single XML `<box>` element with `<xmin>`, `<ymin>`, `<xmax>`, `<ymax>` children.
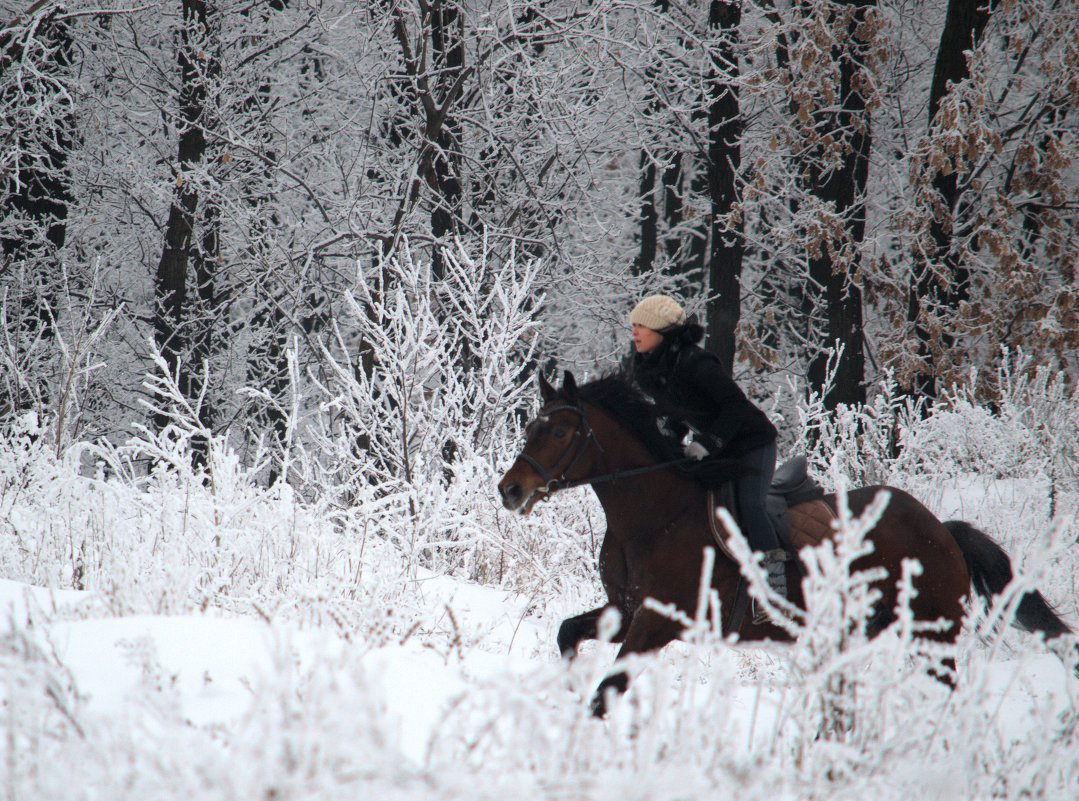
<box><xmin>552</xmin><ymin>427</ymin><xmax>568</xmax><ymax>439</ymax></box>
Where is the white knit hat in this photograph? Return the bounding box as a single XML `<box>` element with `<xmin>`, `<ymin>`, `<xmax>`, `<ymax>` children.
<box><xmin>630</xmin><ymin>294</ymin><xmax>686</xmax><ymax>332</ymax></box>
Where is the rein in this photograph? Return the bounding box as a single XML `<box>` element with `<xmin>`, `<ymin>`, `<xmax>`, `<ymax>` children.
<box><xmin>522</xmin><ymin>400</ymin><xmax>696</xmax><ymax>493</ymax></box>
<box><xmin>551</xmin><ymin>457</ymin><xmax>697</xmax><ymax>491</ymax></box>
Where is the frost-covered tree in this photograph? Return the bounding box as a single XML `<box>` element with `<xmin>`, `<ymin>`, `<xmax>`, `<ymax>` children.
<box><xmin>0</xmin><ymin>3</ymin><xmax>74</xmax><ymax>418</ymax></box>
<box><xmin>2</xmin><ymin>0</ymin><xmax>1077</xmax><ymax>457</ymax></box>
<box><xmin>898</xmin><ymin>0</ymin><xmax>1079</xmax><ymax>397</ymax></box>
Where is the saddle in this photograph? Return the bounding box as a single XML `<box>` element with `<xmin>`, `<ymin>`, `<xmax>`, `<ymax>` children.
<box><xmin>707</xmin><ymin>456</ymin><xmax>836</xmax><ymax>633</ymax></box>
<box><xmin>707</xmin><ymin>455</ymin><xmax>835</xmax><ymax>565</ymax></box>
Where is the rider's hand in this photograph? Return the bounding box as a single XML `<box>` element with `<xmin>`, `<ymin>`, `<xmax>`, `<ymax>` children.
<box><xmin>684</xmin><ymin>441</ymin><xmax>708</xmax><ymax>461</ymax></box>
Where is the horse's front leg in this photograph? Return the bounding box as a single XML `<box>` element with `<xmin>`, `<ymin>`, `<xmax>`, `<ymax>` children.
<box><xmin>557</xmin><ymin>605</ymin><xmax>627</xmax><ymax>660</ymax></box>
<box><xmin>591</xmin><ymin>606</ymin><xmax>684</xmax><ymax>717</ymax></box>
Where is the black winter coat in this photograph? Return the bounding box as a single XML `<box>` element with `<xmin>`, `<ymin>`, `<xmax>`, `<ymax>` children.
<box><xmin>629</xmin><ymin>325</ymin><xmax>777</xmax><ymax>460</ymax></box>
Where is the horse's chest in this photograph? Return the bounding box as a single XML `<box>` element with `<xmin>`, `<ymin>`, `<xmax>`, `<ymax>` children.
<box><xmin>597</xmin><ymin>538</ymin><xmax>658</xmax><ymax>613</ymax></box>
<box><xmin>597</xmin><ymin>539</ymin><xmax>623</xmax><ymax>587</ymax></box>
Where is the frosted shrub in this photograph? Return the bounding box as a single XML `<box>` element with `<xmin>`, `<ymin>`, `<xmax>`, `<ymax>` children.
<box><xmin>300</xmin><ymin>239</ymin><xmax>556</xmax><ymax>585</ymax></box>
<box><xmin>777</xmin><ymin>351</ymin><xmax>919</xmax><ymax>488</ymax></box>
<box><xmin>898</xmin><ymin>395</ymin><xmax>1035</xmax><ymax>478</ymax></box>
<box><xmin>895</xmin><ymin>356</ymin><xmax>1064</xmax><ymax>481</ymax></box>
<box><xmin>994</xmin><ymin>350</ymin><xmax>1079</xmax><ymax>510</ymax></box>
<box><xmin>897</xmin><ymin>350</ymin><xmax>1079</xmax><ymax>488</ymax></box>
<box><xmin>0</xmin><ymin>411</ymin><xmax>110</xmax><ymax>589</ymax></box>
<box><xmin>0</xmin><ymin>412</ymin><xmax>52</xmax><ymax>556</ymax></box>
<box><xmin>0</xmin><ymin>356</ymin><xmax>414</xmax><ymax>630</ymax></box>
<box><xmin>310</xmin><ymin>237</ymin><xmax>540</xmax><ymax>481</ymax></box>
<box><xmin>788</xmin><ymin>348</ymin><xmax>1079</xmax><ymax>499</ymax></box>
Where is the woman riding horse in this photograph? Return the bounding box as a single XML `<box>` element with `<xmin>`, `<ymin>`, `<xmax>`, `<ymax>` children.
<box><xmin>498</xmin><ymin>370</ymin><xmax>1074</xmax><ymax>716</ymax></box>
<box><xmin>627</xmin><ymin>295</ymin><xmax>788</xmax><ymax>607</ymax></box>
<box><xmin>498</xmin><ymin>295</ymin><xmax>1074</xmax><ymax>716</ymax></box>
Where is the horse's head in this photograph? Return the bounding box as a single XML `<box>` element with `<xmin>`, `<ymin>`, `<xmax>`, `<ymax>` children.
<box><xmin>498</xmin><ymin>371</ymin><xmax>600</xmax><ymax>514</ymax></box>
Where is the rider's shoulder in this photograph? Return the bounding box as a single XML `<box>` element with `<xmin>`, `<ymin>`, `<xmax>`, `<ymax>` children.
<box><xmin>675</xmin><ymin>341</ymin><xmax>719</xmax><ymax>371</ymax></box>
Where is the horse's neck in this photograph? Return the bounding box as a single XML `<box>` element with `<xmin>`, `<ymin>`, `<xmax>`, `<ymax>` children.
<box><xmin>590</xmin><ymin>425</ymin><xmax>704</xmax><ymax>532</ymax></box>
<box><xmin>592</xmin><ymin>472</ymin><xmax>701</xmax><ymax>529</ymax></box>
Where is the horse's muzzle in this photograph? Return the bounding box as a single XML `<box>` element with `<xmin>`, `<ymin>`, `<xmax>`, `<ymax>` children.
<box><xmin>497</xmin><ymin>473</ymin><xmax>545</xmax><ymax>514</ymax></box>
<box><xmin>498</xmin><ymin>480</ymin><xmax>525</xmax><ymax>510</ymax></box>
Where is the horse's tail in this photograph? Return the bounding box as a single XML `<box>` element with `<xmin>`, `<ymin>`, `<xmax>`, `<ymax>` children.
<box><xmin>944</xmin><ymin>520</ymin><xmax>1072</xmax><ymax>638</ymax></box>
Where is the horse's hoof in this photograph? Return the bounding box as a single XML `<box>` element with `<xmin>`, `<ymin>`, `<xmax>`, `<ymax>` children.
<box><xmin>589</xmin><ymin>672</ymin><xmax>628</xmax><ymax>717</ymax></box>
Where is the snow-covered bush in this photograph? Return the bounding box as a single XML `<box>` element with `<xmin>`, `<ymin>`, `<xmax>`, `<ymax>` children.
<box><xmin>2</xmin><ymin>285</ymin><xmax>1078</xmax><ymax>801</ymax></box>
<box><xmin>788</xmin><ymin>348</ymin><xmax>1079</xmax><ymax>502</ymax></box>
<box><xmin>290</xmin><ymin>238</ymin><xmax>607</xmax><ymax>599</ymax></box>
<box><xmin>788</xmin><ymin>365</ymin><xmax>922</xmax><ymax>486</ymax></box>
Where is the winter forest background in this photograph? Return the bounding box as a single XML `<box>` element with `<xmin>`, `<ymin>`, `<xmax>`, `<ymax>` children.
<box><xmin>2</xmin><ymin>0</ymin><xmax>1079</xmax><ymax>798</ymax></box>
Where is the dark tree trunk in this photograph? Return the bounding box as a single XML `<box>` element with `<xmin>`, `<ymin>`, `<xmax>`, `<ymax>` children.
<box><xmin>187</xmin><ymin>196</ymin><xmax>219</xmax><ymax>462</ymax></box>
<box><xmin>686</xmin><ymin>163</ymin><xmax>710</xmax><ymax>285</ymax></box>
<box><xmin>0</xmin><ymin>12</ymin><xmax>74</xmax><ymax>416</ymax></box>
<box><xmin>153</xmin><ymin>0</ymin><xmax>217</xmax><ymax>464</ymax></box>
<box><xmin>636</xmin><ymin>151</ymin><xmax>687</xmax><ymax>276</ymax></box>
<box><xmin>239</xmin><ymin>0</ymin><xmax>292</xmax><ymax>484</ymax></box>
<box><xmin>662</xmin><ymin>155</ymin><xmax>684</xmax><ymax>262</ymax></box>
<box><xmin>383</xmin><ymin>0</ymin><xmax>471</xmax><ymax>478</ymax></box>
<box><xmin>704</xmin><ymin>0</ymin><xmax>744</xmax><ymax>375</ymax></box>
<box><xmin>804</xmin><ymin>0</ymin><xmax>873</xmax><ymax>409</ymax></box>
<box><xmin>907</xmin><ymin>0</ymin><xmax>997</xmax><ymax>400</ymax></box>
<box><xmin>636</xmin><ymin>152</ymin><xmax>659</xmax><ymax>274</ymax></box>
<box><xmin>428</xmin><ymin>0</ymin><xmax>464</xmax><ymax>280</ymax></box>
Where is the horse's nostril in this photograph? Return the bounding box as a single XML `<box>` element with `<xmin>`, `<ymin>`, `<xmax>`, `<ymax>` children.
<box><xmin>500</xmin><ymin>482</ymin><xmax>523</xmax><ymax>506</ymax></box>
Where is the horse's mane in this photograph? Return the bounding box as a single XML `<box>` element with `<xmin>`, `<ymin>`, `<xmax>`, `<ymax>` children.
<box><xmin>573</xmin><ymin>372</ymin><xmax>686</xmax><ymax>462</ymax></box>
<box><xmin>564</xmin><ymin>372</ymin><xmax>740</xmax><ymax>488</ymax></box>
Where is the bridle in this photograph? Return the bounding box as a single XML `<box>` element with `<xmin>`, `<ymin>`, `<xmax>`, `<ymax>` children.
<box><xmin>516</xmin><ymin>400</ymin><xmax>696</xmax><ymax>494</ymax></box>
<box><xmin>517</xmin><ymin>402</ymin><xmax>601</xmax><ymax>494</ymax></box>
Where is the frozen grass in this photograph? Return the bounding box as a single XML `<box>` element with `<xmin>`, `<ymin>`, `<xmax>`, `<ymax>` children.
<box><xmin>1</xmin><ymin>350</ymin><xmax>1078</xmax><ymax>799</ymax></box>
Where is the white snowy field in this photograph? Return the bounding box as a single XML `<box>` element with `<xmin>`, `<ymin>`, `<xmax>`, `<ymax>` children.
<box><xmin>2</xmin><ymin>407</ymin><xmax>1078</xmax><ymax>800</ymax></box>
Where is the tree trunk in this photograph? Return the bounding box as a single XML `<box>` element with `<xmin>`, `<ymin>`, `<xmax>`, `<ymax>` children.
<box><xmin>636</xmin><ymin>149</ymin><xmax>688</xmax><ymax>276</ymax></box>
<box><xmin>635</xmin><ymin>151</ymin><xmax>659</xmax><ymax>274</ymax></box>
<box><xmin>662</xmin><ymin>154</ymin><xmax>685</xmax><ymax>262</ymax></box>
<box><xmin>907</xmin><ymin>0</ymin><xmax>997</xmax><ymax>400</ymax></box>
<box><xmin>804</xmin><ymin>0</ymin><xmax>874</xmax><ymax>408</ymax></box>
<box><xmin>240</xmin><ymin>1</ymin><xmax>291</xmax><ymax>484</ymax></box>
<box><xmin>704</xmin><ymin>0</ymin><xmax>744</xmax><ymax>375</ymax></box>
<box><xmin>153</xmin><ymin>0</ymin><xmax>217</xmax><ymax>461</ymax></box>
<box><xmin>427</xmin><ymin>0</ymin><xmax>464</xmax><ymax>280</ymax></box>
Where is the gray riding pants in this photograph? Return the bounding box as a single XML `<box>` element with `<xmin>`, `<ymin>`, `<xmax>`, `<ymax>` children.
<box><xmin>733</xmin><ymin>441</ymin><xmax>779</xmax><ymax>553</ymax></box>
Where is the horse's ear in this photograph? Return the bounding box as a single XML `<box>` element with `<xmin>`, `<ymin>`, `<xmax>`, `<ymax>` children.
<box><xmin>562</xmin><ymin>371</ymin><xmax>578</xmax><ymax>399</ymax></box>
<box><xmin>538</xmin><ymin>372</ymin><xmax>556</xmax><ymax>403</ymax></box>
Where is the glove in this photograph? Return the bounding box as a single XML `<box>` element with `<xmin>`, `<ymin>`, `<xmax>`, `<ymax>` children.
<box><xmin>684</xmin><ymin>441</ymin><xmax>709</xmax><ymax>461</ymax></box>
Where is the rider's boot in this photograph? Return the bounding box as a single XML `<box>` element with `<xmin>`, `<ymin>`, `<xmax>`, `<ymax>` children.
<box><xmin>753</xmin><ymin>549</ymin><xmax>790</xmax><ymax>624</ymax></box>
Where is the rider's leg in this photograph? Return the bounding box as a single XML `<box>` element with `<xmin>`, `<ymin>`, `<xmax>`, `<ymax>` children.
<box><xmin>734</xmin><ymin>441</ymin><xmax>787</xmax><ymax>599</ymax></box>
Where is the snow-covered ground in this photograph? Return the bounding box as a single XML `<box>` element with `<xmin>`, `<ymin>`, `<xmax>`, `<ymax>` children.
<box><xmin>4</xmin><ymin>563</ymin><xmax>1075</xmax><ymax>784</ymax></box>
<box><xmin>2</xmin><ymin>415</ymin><xmax>1077</xmax><ymax>799</ymax></box>
<box><xmin>0</xmin><ymin>574</ymin><xmax>547</xmax><ymax>761</ymax></box>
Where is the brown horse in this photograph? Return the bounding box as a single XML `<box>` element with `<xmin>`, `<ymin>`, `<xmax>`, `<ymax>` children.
<box><xmin>497</xmin><ymin>372</ymin><xmax>1073</xmax><ymax>716</ymax></box>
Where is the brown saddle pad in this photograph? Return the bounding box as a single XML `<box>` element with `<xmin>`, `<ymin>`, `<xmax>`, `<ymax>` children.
<box><xmin>787</xmin><ymin>499</ymin><xmax>837</xmax><ymax>550</ymax></box>
<box><xmin>708</xmin><ymin>494</ymin><xmax>835</xmax><ymax>561</ymax></box>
